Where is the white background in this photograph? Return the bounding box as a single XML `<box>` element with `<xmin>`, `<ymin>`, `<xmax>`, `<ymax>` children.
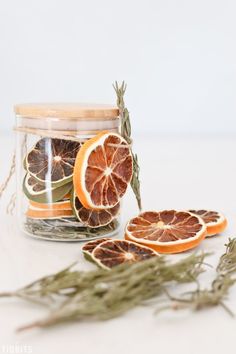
<box><xmin>1</xmin><ymin>0</ymin><xmax>236</xmax><ymax>135</ymax></box>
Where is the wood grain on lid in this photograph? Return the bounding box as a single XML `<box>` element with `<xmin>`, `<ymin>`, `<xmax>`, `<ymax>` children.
<box><xmin>14</xmin><ymin>103</ymin><xmax>119</xmax><ymax>120</ymax></box>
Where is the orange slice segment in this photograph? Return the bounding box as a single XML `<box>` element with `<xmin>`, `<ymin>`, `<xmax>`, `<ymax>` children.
<box><xmin>189</xmin><ymin>210</ymin><xmax>227</xmax><ymax>237</ymax></box>
<box><xmin>26</xmin><ymin>138</ymin><xmax>81</xmax><ymax>187</ymax></box>
<box><xmin>29</xmin><ymin>200</ymin><xmax>72</xmax><ymax>210</ymax></box>
<box><xmin>82</xmin><ymin>238</ymin><xmax>111</xmax><ymax>256</ymax></box>
<box><xmin>125</xmin><ymin>210</ymin><xmax>207</xmax><ymax>254</ymax></box>
<box><xmin>73</xmin><ymin>131</ymin><xmax>133</xmax><ymax>210</ymax></box>
<box><xmin>73</xmin><ymin>192</ymin><xmax>120</xmax><ymax>228</ymax></box>
<box><xmin>91</xmin><ymin>239</ymin><xmax>158</xmax><ymax>269</ymax></box>
<box><xmin>26</xmin><ymin>208</ymin><xmax>73</xmax><ymax>219</ymax></box>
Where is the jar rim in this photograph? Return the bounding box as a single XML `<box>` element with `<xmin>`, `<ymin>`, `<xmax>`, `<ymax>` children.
<box><xmin>14</xmin><ymin>103</ymin><xmax>119</xmax><ymax>120</ymax></box>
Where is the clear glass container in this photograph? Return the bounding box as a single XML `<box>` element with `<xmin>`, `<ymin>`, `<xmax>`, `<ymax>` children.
<box><xmin>14</xmin><ymin>103</ymin><xmax>121</xmax><ymax>241</ymax></box>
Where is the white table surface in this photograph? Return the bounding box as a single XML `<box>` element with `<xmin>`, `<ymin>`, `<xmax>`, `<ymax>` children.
<box><xmin>0</xmin><ymin>133</ymin><xmax>235</xmax><ymax>354</ymax></box>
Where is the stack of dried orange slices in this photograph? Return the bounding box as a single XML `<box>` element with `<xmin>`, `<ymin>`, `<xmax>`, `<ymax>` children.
<box><xmin>24</xmin><ymin>131</ymin><xmax>133</xmax><ymax>233</ymax></box>
<box><xmin>23</xmin><ymin>138</ymin><xmax>80</xmax><ymax>220</ymax></box>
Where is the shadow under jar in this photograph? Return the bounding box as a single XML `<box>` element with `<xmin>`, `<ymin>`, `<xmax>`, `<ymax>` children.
<box><xmin>14</xmin><ymin>103</ymin><xmax>121</xmax><ymax>241</ymax></box>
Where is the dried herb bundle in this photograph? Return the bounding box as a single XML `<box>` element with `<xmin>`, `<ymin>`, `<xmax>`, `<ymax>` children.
<box><xmin>1</xmin><ymin>239</ymin><xmax>236</xmax><ymax>331</ymax></box>
<box><xmin>0</xmin><ymin>253</ymin><xmax>206</xmax><ymax>331</ymax></box>
<box><xmin>158</xmin><ymin>238</ymin><xmax>236</xmax><ymax>316</ymax></box>
<box><xmin>113</xmin><ymin>82</ymin><xmax>142</xmax><ymax>210</ymax></box>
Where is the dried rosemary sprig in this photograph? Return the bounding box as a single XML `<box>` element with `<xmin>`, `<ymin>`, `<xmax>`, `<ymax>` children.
<box><xmin>0</xmin><ymin>253</ymin><xmax>206</xmax><ymax>331</ymax></box>
<box><xmin>217</xmin><ymin>238</ymin><xmax>236</xmax><ymax>274</ymax></box>
<box><xmin>24</xmin><ymin>218</ymin><xmax>118</xmax><ymax>241</ymax></box>
<box><xmin>3</xmin><ymin>240</ymin><xmax>236</xmax><ymax>331</ymax></box>
<box><xmin>113</xmin><ymin>81</ymin><xmax>142</xmax><ymax>210</ymax></box>
<box><xmin>158</xmin><ymin>238</ymin><xmax>236</xmax><ymax>316</ymax></box>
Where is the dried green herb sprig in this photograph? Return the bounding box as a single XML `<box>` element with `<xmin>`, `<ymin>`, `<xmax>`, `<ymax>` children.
<box><xmin>217</xmin><ymin>238</ymin><xmax>236</xmax><ymax>274</ymax></box>
<box><xmin>158</xmin><ymin>238</ymin><xmax>236</xmax><ymax>316</ymax></box>
<box><xmin>0</xmin><ymin>253</ymin><xmax>206</xmax><ymax>331</ymax></box>
<box><xmin>3</xmin><ymin>240</ymin><xmax>236</xmax><ymax>331</ymax></box>
<box><xmin>24</xmin><ymin>218</ymin><xmax>118</xmax><ymax>241</ymax></box>
<box><xmin>113</xmin><ymin>81</ymin><xmax>142</xmax><ymax>210</ymax></box>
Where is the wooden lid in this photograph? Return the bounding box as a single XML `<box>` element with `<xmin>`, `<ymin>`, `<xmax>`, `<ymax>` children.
<box><xmin>14</xmin><ymin>103</ymin><xmax>119</xmax><ymax>120</ymax></box>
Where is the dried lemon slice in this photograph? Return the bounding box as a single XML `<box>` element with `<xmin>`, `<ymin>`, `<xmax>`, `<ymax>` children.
<box><xmin>91</xmin><ymin>239</ymin><xmax>158</xmax><ymax>269</ymax></box>
<box><xmin>73</xmin><ymin>131</ymin><xmax>133</xmax><ymax>210</ymax></box>
<box><xmin>189</xmin><ymin>210</ymin><xmax>227</xmax><ymax>237</ymax></box>
<box><xmin>25</xmin><ymin>138</ymin><xmax>81</xmax><ymax>187</ymax></box>
<box><xmin>125</xmin><ymin>210</ymin><xmax>207</xmax><ymax>254</ymax></box>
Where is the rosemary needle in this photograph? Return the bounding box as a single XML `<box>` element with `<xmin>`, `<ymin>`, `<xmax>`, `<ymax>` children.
<box><xmin>157</xmin><ymin>238</ymin><xmax>236</xmax><ymax>316</ymax></box>
<box><xmin>113</xmin><ymin>81</ymin><xmax>142</xmax><ymax>210</ymax></box>
<box><xmin>1</xmin><ymin>240</ymin><xmax>236</xmax><ymax>331</ymax></box>
<box><xmin>0</xmin><ymin>253</ymin><xmax>206</xmax><ymax>331</ymax></box>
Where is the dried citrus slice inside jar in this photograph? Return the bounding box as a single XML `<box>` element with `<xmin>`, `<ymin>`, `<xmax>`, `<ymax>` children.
<box><xmin>25</xmin><ymin>138</ymin><xmax>81</xmax><ymax>187</ymax></box>
<box><xmin>29</xmin><ymin>200</ymin><xmax>72</xmax><ymax>210</ymax></box>
<box><xmin>26</xmin><ymin>208</ymin><xmax>74</xmax><ymax>219</ymax></box>
<box><xmin>73</xmin><ymin>131</ymin><xmax>133</xmax><ymax>210</ymax></box>
<box><xmin>125</xmin><ymin>210</ymin><xmax>207</xmax><ymax>254</ymax></box>
<box><xmin>23</xmin><ymin>174</ymin><xmax>72</xmax><ymax>203</ymax></box>
<box><xmin>72</xmin><ymin>193</ymin><xmax>120</xmax><ymax>228</ymax></box>
<box><xmin>189</xmin><ymin>210</ymin><xmax>227</xmax><ymax>237</ymax></box>
<box><xmin>91</xmin><ymin>239</ymin><xmax>158</xmax><ymax>269</ymax></box>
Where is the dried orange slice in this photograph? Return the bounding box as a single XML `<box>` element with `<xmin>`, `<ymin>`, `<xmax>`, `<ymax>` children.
<box><xmin>73</xmin><ymin>131</ymin><xmax>133</xmax><ymax>210</ymax></box>
<box><xmin>23</xmin><ymin>174</ymin><xmax>72</xmax><ymax>203</ymax></box>
<box><xmin>26</xmin><ymin>138</ymin><xmax>81</xmax><ymax>187</ymax></box>
<box><xmin>29</xmin><ymin>200</ymin><xmax>72</xmax><ymax>210</ymax></box>
<box><xmin>125</xmin><ymin>210</ymin><xmax>207</xmax><ymax>254</ymax></box>
<box><xmin>189</xmin><ymin>210</ymin><xmax>227</xmax><ymax>237</ymax></box>
<box><xmin>91</xmin><ymin>239</ymin><xmax>158</xmax><ymax>269</ymax></box>
<box><xmin>72</xmin><ymin>192</ymin><xmax>120</xmax><ymax>228</ymax></box>
<box><xmin>26</xmin><ymin>208</ymin><xmax>74</xmax><ymax>219</ymax></box>
<box><xmin>82</xmin><ymin>238</ymin><xmax>111</xmax><ymax>257</ymax></box>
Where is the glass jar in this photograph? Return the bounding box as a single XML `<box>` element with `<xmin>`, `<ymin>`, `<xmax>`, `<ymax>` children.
<box><xmin>14</xmin><ymin>103</ymin><xmax>121</xmax><ymax>241</ymax></box>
